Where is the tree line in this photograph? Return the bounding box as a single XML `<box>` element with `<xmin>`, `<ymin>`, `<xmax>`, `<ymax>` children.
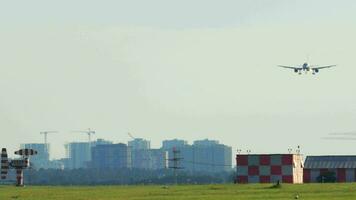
<box><xmin>23</xmin><ymin>168</ymin><xmax>236</xmax><ymax>185</ymax></box>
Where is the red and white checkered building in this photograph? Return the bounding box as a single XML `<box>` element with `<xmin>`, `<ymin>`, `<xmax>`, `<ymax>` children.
<box><xmin>236</xmin><ymin>154</ymin><xmax>303</xmax><ymax>184</ymax></box>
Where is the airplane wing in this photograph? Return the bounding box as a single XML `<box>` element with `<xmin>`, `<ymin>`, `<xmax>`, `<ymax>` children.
<box><xmin>312</xmin><ymin>65</ymin><xmax>336</xmax><ymax>70</ymax></box>
<box><xmin>277</xmin><ymin>65</ymin><xmax>302</xmax><ymax>70</ymax></box>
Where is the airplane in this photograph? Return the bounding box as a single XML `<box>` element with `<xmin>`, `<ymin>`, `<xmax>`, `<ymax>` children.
<box><xmin>278</xmin><ymin>62</ymin><xmax>336</xmax><ymax>75</ymax></box>
<box><xmin>1</xmin><ymin>148</ymin><xmax>37</xmax><ymax>186</ymax></box>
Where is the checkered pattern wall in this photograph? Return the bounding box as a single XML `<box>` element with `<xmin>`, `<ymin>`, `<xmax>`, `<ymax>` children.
<box><xmin>236</xmin><ymin>154</ymin><xmax>303</xmax><ymax>184</ymax></box>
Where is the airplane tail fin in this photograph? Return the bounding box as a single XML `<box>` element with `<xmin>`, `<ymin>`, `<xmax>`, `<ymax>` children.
<box><xmin>1</xmin><ymin>148</ymin><xmax>9</xmax><ymax>179</ymax></box>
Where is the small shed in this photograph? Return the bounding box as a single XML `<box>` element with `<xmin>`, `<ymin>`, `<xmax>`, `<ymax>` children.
<box><xmin>304</xmin><ymin>156</ymin><xmax>356</xmax><ymax>183</ymax></box>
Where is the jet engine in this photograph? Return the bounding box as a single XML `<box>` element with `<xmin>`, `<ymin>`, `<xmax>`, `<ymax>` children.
<box><xmin>312</xmin><ymin>68</ymin><xmax>319</xmax><ymax>75</ymax></box>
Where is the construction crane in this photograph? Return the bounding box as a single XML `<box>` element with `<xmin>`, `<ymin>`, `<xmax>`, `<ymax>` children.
<box><xmin>40</xmin><ymin>131</ymin><xmax>58</xmax><ymax>153</ymax></box>
<box><xmin>72</xmin><ymin>128</ymin><xmax>96</xmax><ymax>143</ymax></box>
<box><xmin>128</xmin><ymin>132</ymin><xmax>136</xmax><ymax>140</ymax></box>
<box><xmin>40</xmin><ymin>131</ymin><xmax>58</xmax><ymax>145</ymax></box>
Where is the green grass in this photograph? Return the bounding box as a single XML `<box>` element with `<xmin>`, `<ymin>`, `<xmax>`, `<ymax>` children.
<box><xmin>1</xmin><ymin>183</ymin><xmax>356</xmax><ymax>200</ymax></box>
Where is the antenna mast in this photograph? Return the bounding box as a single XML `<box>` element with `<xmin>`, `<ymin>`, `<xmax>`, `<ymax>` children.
<box><xmin>168</xmin><ymin>148</ymin><xmax>183</xmax><ymax>185</ymax></box>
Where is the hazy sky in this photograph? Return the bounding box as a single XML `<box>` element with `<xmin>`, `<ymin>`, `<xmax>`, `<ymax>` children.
<box><xmin>1</xmin><ymin>0</ymin><xmax>356</xmax><ymax>159</ymax></box>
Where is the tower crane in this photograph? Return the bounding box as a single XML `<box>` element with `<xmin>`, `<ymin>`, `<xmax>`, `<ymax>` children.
<box><xmin>72</xmin><ymin>128</ymin><xmax>96</xmax><ymax>143</ymax></box>
<box><xmin>128</xmin><ymin>132</ymin><xmax>136</xmax><ymax>140</ymax></box>
<box><xmin>40</xmin><ymin>131</ymin><xmax>58</xmax><ymax>153</ymax></box>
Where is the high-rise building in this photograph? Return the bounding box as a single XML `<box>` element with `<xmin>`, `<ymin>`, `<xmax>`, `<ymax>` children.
<box><xmin>149</xmin><ymin>149</ymin><xmax>168</xmax><ymax>170</ymax></box>
<box><xmin>21</xmin><ymin>143</ymin><xmax>49</xmax><ymax>169</ymax></box>
<box><xmin>128</xmin><ymin>138</ymin><xmax>150</xmax><ymax>150</ymax></box>
<box><xmin>192</xmin><ymin>140</ymin><xmax>232</xmax><ymax>172</ymax></box>
<box><xmin>129</xmin><ymin>138</ymin><xmax>167</xmax><ymax>169</ymax></box>
<box><xmin>93</xmin><ymin>138</ymin><xmax>113</xmax><ymax>146</ymax></box>
<box><xmin>163</xmin><ymin>139</ymin><xmax>232</xmax><ymax>173</ymax></box>
<box><xmin>162</xmin><ymin>139</ymin><xmax>187</xmax><ymax>150</ymax></box>
<box><xmin>129</xmin><ymin>138</ymin><xmax>149</xmax><ymax>169</ymax></box>
<box><xmin>64</xmin><ymin>142</ymin><xmax>90</xmax><ymax>169</ymax></box>
<box><xmin>130</xmin><ymin>149</ymin><xmax>168</xmax><ymax>170</ymax></box>
<box><xmin>193</xmin><ymin>139</ymin><xmax>219</xmax><ymax>146</ymax></box>
<box><xmin>91</xmin><ymin>143</ymin><xmax>131</xmax><ymax>169</ymax></box>
<box><xmin>63</xmin><ymin>139</ymin><xmax>113</xmax><ymax>169</ymax></box>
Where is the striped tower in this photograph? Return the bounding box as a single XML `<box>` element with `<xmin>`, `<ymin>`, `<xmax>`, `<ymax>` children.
<box><xmin>1</xmin><ymin>148</ymin><xmax>9</xmax><ymax>179</ymax></box>
<box><xmin>15</xmin><ymin>169</ymin><xmax>24</xmax><ymax>186</ymax></box>
<box><xmin>14</xmin><ymin>151</ymin><xmax>32</xmax><ymax>187</ymax></box>
<box><xmin>236</xmin><ymin>154</ymin><xmax>303</xmax><ymax>184</ymax></box>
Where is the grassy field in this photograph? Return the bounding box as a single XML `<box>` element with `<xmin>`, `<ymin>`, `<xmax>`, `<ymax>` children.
<box><xmin>1</xmin><ymin>183</ymin><xmax>356</xmax><ymax>200</ymax></box>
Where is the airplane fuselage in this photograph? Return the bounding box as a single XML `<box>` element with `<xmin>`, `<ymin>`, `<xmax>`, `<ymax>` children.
<box><xmin>302</xmin><ymin>63</ymin><xmax>308</xmax><ymax>70</ymax></box>
<box><xmin>300</xmin><ymin>63</ymin><xmax>318</xmax><ymax>74</ymax></box>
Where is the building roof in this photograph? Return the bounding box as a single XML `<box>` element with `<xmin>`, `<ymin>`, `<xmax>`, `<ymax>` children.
<box><xmin>304</xmin><ymin>156</ymin><xmax>356</xmax><ymax>169</ymax></box>
<box><xmin>236</xmin><ymin>154</ymin><xmax>301</xmax><ymax>156</ymax></box>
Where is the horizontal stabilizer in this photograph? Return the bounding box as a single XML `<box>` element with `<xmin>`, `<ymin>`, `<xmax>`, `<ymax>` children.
<box><xmin>14</xmin><ymin>149</ymin><xmax>38</xmax><ymax>156</ymax></box>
